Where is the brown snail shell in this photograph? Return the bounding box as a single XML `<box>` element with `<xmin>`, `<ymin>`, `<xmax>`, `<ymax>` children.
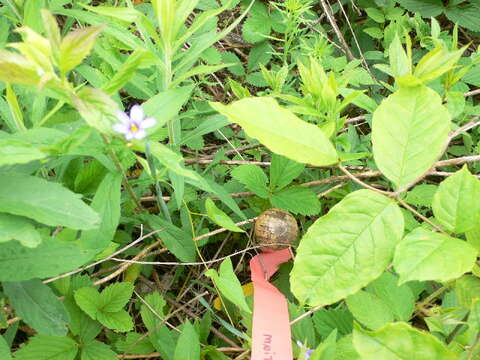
<box><xmin>254</xmin><ymin>208</ymin><xmax>298</xmax><ymax>252</ymax></box>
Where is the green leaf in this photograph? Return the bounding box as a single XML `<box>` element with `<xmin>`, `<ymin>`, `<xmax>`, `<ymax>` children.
<box><xmin>290</xmin><ymin>189</ymin><xmax>404</xmax><ymax>306</ymax></box>
<box><xmin>173</xmin><ymin>321</ymin><xmax>200</xmax><ymax>360</ymax></box>
<box><xmin>231</xmin><ymin>164</ymin><xmax>269</xmax><ymax>198</ymax></box>
<box><xmin>100</xmin><ymin>282</ymin><xmax>134</xmax><ymax>313</ymax></box>
<box><xmin>115</xmin><ymin>332</ymin><xmax>155</xmax><ymax>355</ymax></box>
<box><xmin>352</xmin><ymin>322</ymin><xmax>457</xmax><ymax>359</ymax></box>
<box><xmin>0</xmin><ymin>138</ymin><xmax>46</xmax><ymax>166</ymax></box>
<box><xmin>365</xmin><ymin>8</ymin><xmax>385</xmax><ymax>23</ymax></box>
<box><xmin>81</xmin><ymin>340</ymin><xmax>117</xmax><ymax>360</ymax></box>
<box><xmin>0</xmin><ymin>50</ymin><xmax>40</xmax><ymax>85</ymax></box>
<box><xmin>455</xmin><ymin>275</ymin><xmax>480</xmax><ymax>309</ymax></box>
<box><xmin>59</xmin><ymin>26</ymin><xmax>103</xmax><ymax>74</ymax></box>
<box><xmin>0</xmin><ymin>335</ymin><xmax>11</xmax><ymax>360</ymax></box>
<box><xmin>414</xmin><ymin>45</ymin><xmax>465</xmax><ymax>83</ymax></box>
<box><xmin>63</xmin><ymin>297</ymin><xmax>102</xmax><ymax>343</ymax></box>
<box><xmin>372</xmin><ymin>84</ymin><xmax>451</xmax><ymax>189</ymax></box>
<box><xmin>79</xmin><ymin>172</ymin><xmax>122</xmax><ymax>251</ymax></box>
<box><xmin>97</xmin><ymin>309</ymin><xmax>133</xmax><ymax>332</ymax></box>
<box><xmin>0</xmin><ymin>213</ymin><xmax>41</xmax><ymax>247</ymax></box>
<box><xmin>211</xmin><ymin>97</ymin><xmax>338</xmax><ymax>166</ymax></box>
<box><xmin>445</xmin><ymin>3</ymin><xmax>480</xmax><ymax>32</ymax></box>
<box><xmin>205</xmin><ymin>258</ymin><xmax>251</xmax><ymax>314</ymax></box>
<box><xmin>3</xmin><ymin>279</ymin><xmax>69</xmax><ymax>336</ymax></box>
<box><xmin>14</xmin><ymin>335</ymin><xmax>78</xmax><ymax>360</ymax></box>
<box><xmin>271</xmin><ymin>187</ymin><xmax>321</xmax><ymax>216</ymax></box>
<box><xmin>242</xmin><ymin>4</ymin><xmax>272</xmax><ymax>43</ymax></box>
<box><xmin>393</xmin><ymin>228</ymin><xmax>477</xmax><ymax>284</ymax></box>
<box><xmin>405</xmin><ymin>184</ymin><xmax>437</xmax><ymax>208</ymax></box>
<box><xmin>389</xmin><ymin>35</ymin><xmax>410</xmax><ymax>78</ymax></box>
<box><xmin>269</xmin><ymin>154</ymin><xmax>305</xmax><ymax>190</ymax></box>
<box><xmin>0</xmin><ymin>172</ymin><xmax>99</xmax><ymax>230</ymax></box>
<box><xmin>363</xmin><ymin>27</ymin><xmax>384</xmax><ymax>39</ymax></box>
<box><xmin>205</xmin><ymin>199</ymin><xmax>244</xmax><ymax>232</ymax></box>
<box><xmin>346</xmin><ymin>291</ymin><xmax>394</xmax><ymax>330</ymax></box>
<box><xmin>247</xmin><ymin>41</ymin><xmax>272</xmax><ymax>71</ymax></box>
<box><xmin>396</xmin><ymin>0</ymin><xmax>444</xmax><ymax>17</ymax></box>
<box><xmin>74</xmin><ymin>287</ymin><xmax>102</xmax><ymax>320</ymax></box>
<box><xmin>432</xmin><ymin>166</ymin><xmax>480</xmax><ymax>233</ymax></box>
<box><xmin>0</xmin><ymin>238</ymin><xmax>96</xmax><ymax>281</ymax></box>
<box><xmin>140</xmin><ymin>292</ymin><xmax>167</xmax><ymax>331</ymax></box>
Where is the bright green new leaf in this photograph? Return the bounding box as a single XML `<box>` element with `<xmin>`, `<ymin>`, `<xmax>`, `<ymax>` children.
<box><xmin>393</xmin><ymin>228</ymin><xmax>477</xmax><ymax>284</ymax></box>
<box><xmin>0</xmin><ymin>138</ymin><xmax>46</xmax><ymax>166</ymax></box>
<box><xmin>0</xmin><ymin>50</ymin><xmax>40</xmax><ymax>85</ymax></box>
<box><xmin>455</xmin><ymin>275</ymin><xmax>480</xmax><ymax>309</ymax></box>
<box><xmin>389</xmin><ymin>35</ymin><xmax>410</xmax><ymax>78</ymax></box>
<box><xmin>3</xmin><ymin>279</ymin><xmax>69</xmax><ymax>336</ymax></box>
<box><xmin>271</xmin><ymin>186</ymin><xmax>321</xmax><ymax>216</ymax></box>
<box><xmin>372</xmin><ymin>84</ymin><xmax>451</xmax><ymax>189</ymax></box>
<box><xmin>59</xmin><ymin>25</ymin><xmax>103</xmax><ymax>74</ymax></box>
<box><xmin>0</xmin><ymin>238</ymin><xmax>96</xmax><ymax>281</ymax></box>
<box><xmin>81</xmin><ymin>4</ymin><xmax>142</xmax><ymax>22</ymax></box>
<box><xmin>211</xmin><ymin>97</ymin><xmax>338</xmax><ymax>166</ymax></box>
<box><xmin>290</xmin><ymin>189</ymin><xmax>404</xmax><ymax>306</ymax></box>
<box><xmin>414</xmin><ymin>45</ymin><xmax>465</xmax><ymax>83</ymax></box>
<box><xmin>231</xmin><ymin>164</ymin><xmax>269</xmax><ymax>198</ymax></box>
<box><xmin>346</xmin><ymin>291</ymin><xmax>394</xmax><ymax>330</ymax></box>
<box><xmin>81</xmin><ymin>340</ymin><xmax>117</xmax><ymax>360</ymax></box>
<box><xmin>353</xmin><ymin>322</ymin><xmax>457</xmax><ymax>359</ymax></box>
<box><xmin>432</xmin><ymin>166</ymin><xmax>480</xmax><ymax>233</ymax></box>
<box><xmin>0</xmin><ymin>172</ymin><xmax>99</xmax><ymax>230</ymax></box>
<box><xmin>13</xmin><ymin>335</ymin><xmax>78</xmax><ymax>360</ymax></box>
<box><xmin>173</xmin><ymin>321</ymin><xmax>200</xmax><ymax>360</ymax></box>
<box><xmin>79</xmin><ymin>172</ymin><xmax>122</xmax><ymax>251</ymax></box>
<box><xmin>0</xmin><ymin>213</ymin><xmax>41</xmax><ymax>247</ymax></box>
<box><xmin>270</xmin><ymin>154</ymin><xmax>305</xmax><ymax>190</ymax></box>
<box><xmin>205</xmin><ymin>199</ymin><xmax>244</xmax><ymax>233</ymax></box>
<box><xmin>206</xmin><ymin>258</ymin><xmax>251</xmax><ymax>314</ymax></box>
<box><xmin>0</xmin><ymin>335</ymin><xmax>11</xmax><ymax>360</ymax></box>
<box><xmin>309</xmin><ymin>329</ymin><xmax>337</xmax><ymax>360</ymax></box>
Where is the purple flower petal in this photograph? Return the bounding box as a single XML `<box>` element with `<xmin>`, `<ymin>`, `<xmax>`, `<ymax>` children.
<box><xmin>113</xmin><ymin>123</ymin><xmax>129</xmax><ymax>134</ymax></box>
<box><xmin>142</xmin><ymin>117</ymin><xmax>156</xmax><ymax>128</ymax></box>
<box><xmin>132</xmin><ymin>129</ymin><xmax>147</xmax><ymax>140</ymax></box>
<box><xmin>117</xmin><ymin>111</ymin><xmax>131</xmax><ymax>125</ymax></box>
<box><xmin>130</xmin><ymin>104</ymin><xmax>144</xmax><ymax>123</ymax></box>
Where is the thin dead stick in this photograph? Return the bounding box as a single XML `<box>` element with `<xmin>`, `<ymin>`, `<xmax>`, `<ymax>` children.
<box><xmin>397</xmin><ymin>198</ymin><xmax>447</xmax><ymax>234</ymax></box>
<box><xmin>290</xmin><ymin>305</ymin><xmax>324</xmax><ymax>326</ymax></box>
<box><xmin>464</xmin><ymin>88</ymin><xmax>480</xmax><ymax>97</ymax></box>
<box><xmin>317</xmin><ymin>182</ymin><xmax>345</xmax><ymax>198</ymax></box>
<box><xmin>194</xmin><ymin>218</ymin><xmax>257</xmax><ymax>241</ymax></box>
<box><xmin>338</xmin><ymin>164</ymin><xmax>391</xmax><ymax>195</ymax></box>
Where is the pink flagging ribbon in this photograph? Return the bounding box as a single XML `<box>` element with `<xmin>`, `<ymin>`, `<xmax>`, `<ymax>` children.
<box><xmin>250</xmin><ymin>248</ymin><xmax>293</xmax><ymax>360</ymax></box>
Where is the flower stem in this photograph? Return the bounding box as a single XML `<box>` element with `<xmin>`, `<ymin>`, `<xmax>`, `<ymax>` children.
<box><xmin>145</xmin><ymin>139</ymin><xmax>172</xmax><ymax>222</ymax></box>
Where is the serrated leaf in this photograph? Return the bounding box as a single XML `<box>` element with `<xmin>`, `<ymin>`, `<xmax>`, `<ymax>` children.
<box><xmin>393</xmin><ymin>228</ymin><xmax>477</xmax><ymax>284</ymax></box>
<box><xmin>97</xmin><ymin>309</ymin><xmax>133</xmax><ymax>332</ymax></box>
<box><xmin>74</xmin><ymin>287</ymin><xmax>102</xmax><ymax>320</ymax></box>
<box><xmin>270</xmin><ymin>154</ymin><xmax>305</xmax><ymax>190</ymax></box>
<box><xmin>247</xmin><ymin>41</ymin><xmax>272</xmax><ymax>72</ymax></box>
<box><xmin>346</xmin><ymin>291</ymin><xmax>394</xmax><ymax>330</ymax></box>
<box><xmin>0</xmin><ymin>239</ymin><xmax>96</xmax><ymax>281</ymax></box>
<box><xmin>405</xmin><ymin>184</ymin><xmax>437</xmax><ymax>208</ymax></box>
<box><xmin>445</xmin><ymin>3</ymin><xmax>480</xmax><ymax>32</ymax></box>
<box><xmin>353</xmin><ymin>322</ymin><xmax>456</xmax><ymax>359</ymax></box>
<box><xmin>0</xmin><ymin>335</ymin><xmax>11</xmax><ymax>360</ymax></box>
<box><xmin>14</xmin><ymin>335</ymin><xmax>78</xmax><ymax>360</ymax></box>
<box><xmin>115</xmin><ymin>332</ymin><xmax>155</xmax><ymax>355</ymax></box>
<box><xmin>0</xmin><ymin>213</ymin><xmax>41</xmax><ymax>247</ymax></box>
<box><xmin>389</xmin><ymin>35</ymin><xmax>410</xmax><ymax>78</ymax></box>
<box><xmin>290</xmin><ymin>189</ymin><xmax>404</xmax><ymax>306</ymax></box>
<box><xmin>221</xmin><ymin>51</ymin><xmax>244</xmax><ymax>76</ymax></box>
<box><xmin>59</xmin><ymin>26</ymin><xmax>103</xmax><ymax>74</ymax></box>
<box><xmin>432</xmin><ymin>166</ymin><xmax>480</xmax><ymax>233</ymax></box>
<box><xmin>140</xmin><ymin>292</ymin><xmax>167</xmax><ymax>331</ymax></box>
<box><xmin>211</xmin><ymin>97</ymin><xmax>338</xmax><ymax>166</ymax></box>
<box><xmin>0</xmin><ymin>50</ymin><xmax>40</xmax><ymax>85</ymax></box>
<box><xmin>231</xmin><ymin>164</ymin><xmax>269</xmax><ymax>198</ymax></box>
<box><xmin>242</xmin><ymin>14</ymin><xmax>271</xmax><ymax>43</ymax></box>
<box><xmin>0</xmin><ymin>172</ymin><xmax>99</xmax><ymax>230</ymax></box>
<box><xmin>100</xmin><ymin>282</ymin><xmax>134</xmax><ymax>313</ymax></box>
<box><xmin>205</xmin><ymin>198</ymin><xmax>244</xmax><ymax>232</ymax></box>
<box><xmin>173</xmin><ymin>321</ymin><xmax>200</xmax><ymax>360</ymax></box>
<box><xmin>396</xmin><ymin>0</ymin><xmax>444</xmax><ymax>17</ymax></box>
<box><xmin>0</xmin><ymin>138</ymin><xmax>46</xmax><ymax>166</ymax></box>
<box><xmin>81</xmin><ymin>340</ymin><xmax>117</xmax><ymax>360</ymax></box>
<box><xmin>63</xmin><ymin>297</ymin><xmax>102</xmax><ymax>343</ymax></box>
<box><xmin>3</xmin><ymin>279</ymin><xmax>69</xmax><ymax>336</ymax></box>
<box><xmin>205</xmin><ymin>258</ymin><xmax>251</xmax><ymax>314</ymax></box>
<box><xmin>372</xmin><ymin>84</ymin><xmax>450</xmax><ymax>189</ymax></box>
<box><xmin>271</xmin><ymin>186</ymin><xmax>321</xmax><ymax>215</ymax></box>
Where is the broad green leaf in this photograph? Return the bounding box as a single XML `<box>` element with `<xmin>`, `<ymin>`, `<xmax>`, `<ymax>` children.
<box><xmin>140</xmin><ymin>292</ymin><xmax>167</xmax><ymax>331</ymax></box>
<box><xmin>3</xmin><ymin>279</ymin><xmax>69</xmax><ymax>336</ymax></box>
<box><xmin>396</xmin><ymin>0</ymin><xmax>444</xmax><ymax>17</ymax></box>
<box><xmin>0</xmin><ymin>138</ymin><xmax>46</xmax><ymax>166</ymax></box>
<box><xmin>74</xmin><ymin>287</ymin><xmax>102</xmax><ymax>320</ymax></box>
<box><xmin>465</xmin><ymin>299</ymin><xmax>480</xmax><ymax>344</ymax></box>
<box><xmin>100</xmin><ymin>282</ymin><xmax>134</xmax><ymax>313</ymax></box>
<box><xmin>414</xmin><ymin>45</ymin><xmax>465</xmax><ymax>83</ymax></box>
<box><xmin>455</xmin><ymin>275</ymin><xmax>480</xmax><ymax>309</ymax></box>
<box><xmin>372</xmin><ymin>84</ymin><xmax>451</xmax><ymax>189</ymax></box>
<box><xmin>63</xmin><ymin>297</ymin><xmax>102</xmax><ymax>343</ymax></box>
<box><xmin>405</xmin><ymin>184</ymin><xmax>437</xmax><ymax>208</ymax></box>
<box><xmin>389</xmin><ymin>35</ymin><xmax>410</xmax><ymax>78</ymax></box>
<box><xmin>59</xmin><ymin>26</ymin><xmax>103</xmax><ymax>74</ymax></box>
<box><xmin>210</xmin><ymin>97</ymin><xmax>338</xmax><ymax>166</ymax></box>
<box><xmin>205</xmin><ymin>199</ymin><xmax>244</xmax><ymax>232</ymax></box>
<box><xmin>310</xmin><ymin>329</ymin><xmax>337</xmax><ymax>360</ymax></box>
<box><xmin>271</xmin><ymin>186</ymin><xmax>321</xmax><ymax>216</ymax></box>
<box><xmin>115</xmin><ymin>332</ymin><xmax>156</xmax><ymax>355</ymax></box>
<box><xmin>14</xmin><ymin>335</ymin><xmax>78</xmax><ymax>360</ymax></box>
<box><xmin>353</xmin><ymin>322</ymin><xmax>457</xmax><ymax>359</ymax></box>
<box><xmin>393</xmin><ymin>228</ymin><xmax>477</xmax><ymax>284</ymax></box>
<box><xmin>81</xmin><ymin>340</ymin><xmax>117</xmax><ymax>360</ymax></box>
<box><xmin>269</xmin><ymin>154</ymin><xmax>305</xmax><ymax>190</ymax></box>
<box><xmin>173</xmin><ymin>321</ymin><xmax>200</xmax><ymax>360</ymax></box>
<box><xmin>81</xmin><ymin>4</ymin><xmax>141</xmax><ymax>22</ymax></box>
<box><xmin>432</xmin><ymin>166</ymin><xmax>480</xmax><ymax>233</ymax></box>
<box><xmin>231</xmin><ymin>164</ymin><xmax>269</xmax><ymax>198</ymax></box>
<box><xmin>0</xmin><ymin>335</ymin><xmax>11</xmax><ymax>360</ymax></box>
<box><xmin>290</xmin><ymin>189</ymin><xmax>404</xmax><ymax>306</ymax></box>
<box><xmin>0</xmin><ymin>238</ymin><xmax>96</xmax><ymax>281</ymax></box>
<box><xmin>445</xmin><ymin>3</ymin><xmax>480</xmax><ymax>32</ymax></box>
<box><xmin>96</xmin><ymin>309</ymin><xmax>133</xmax><ymax>332</ymax></box>
<box><xmin>205</xmin><ymin>258</ymin><xmax>251</xmax><ymax>314</ymax></box>
<box><xmin>0</xmin><ymin>213</ymin><xmax>41</xmax><ymax>247</ymax></box>
<box><xmin>79</xmin><ymin>172</ymin><xmax>122</xmax><ymax>251</ymax></box>
<box><xmin>0</xmin><ymin>172</ymin><xmax>99</xmax><ymax>230</ymax></box>
<box><xmin>180</xmin><ymin>115</ymin><xmax>229</xmax><ymax>146</ymax></box>
<box><xmin>346</xmin><ymin>291</ymin><xmax>394</xmax><ymax>330</ymax></box>
<box><xmin>0</xmin><ymin>50</ymin><xmax>40</xmax><ymax>85</ymax></box>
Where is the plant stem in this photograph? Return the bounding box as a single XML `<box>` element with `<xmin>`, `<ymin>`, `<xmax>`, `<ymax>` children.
<box><xmin>145</xmin><ymin>139</ymin><xmax>172</xmax><ymax>222</ymax></box>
